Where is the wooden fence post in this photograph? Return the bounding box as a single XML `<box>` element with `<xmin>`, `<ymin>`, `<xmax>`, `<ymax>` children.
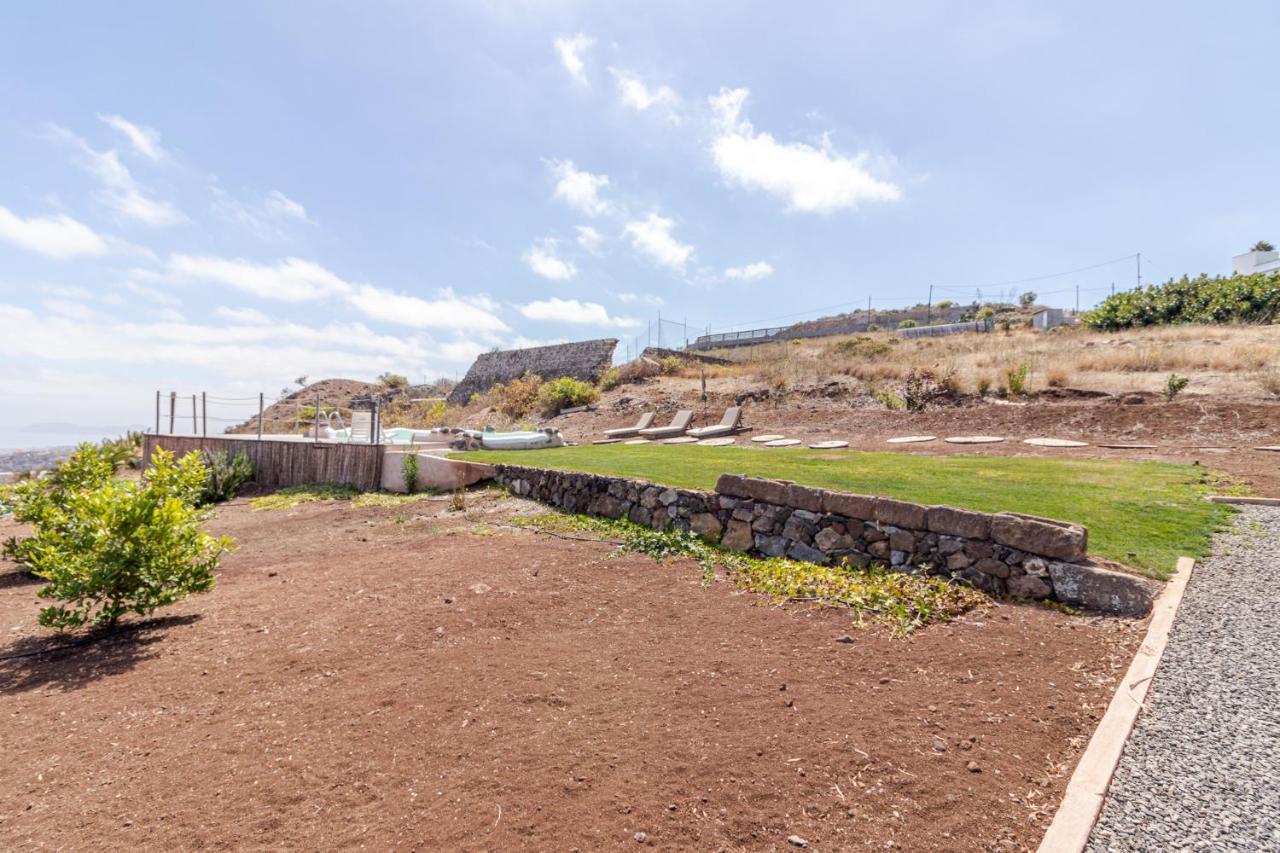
<box><xmin>257</xmin><ymin>393</ymin><xmax>264</xmax><ymax>441</ymax></box>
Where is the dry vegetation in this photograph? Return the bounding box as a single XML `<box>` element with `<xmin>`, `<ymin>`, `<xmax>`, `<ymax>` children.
<box><xmin>687</xmin><ymin>324</ymin><xmax>1280</xmax><ymax>400</ymax></box>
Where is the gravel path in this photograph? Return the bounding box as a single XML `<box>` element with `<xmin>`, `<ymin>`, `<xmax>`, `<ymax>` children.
<box><xmin>1088</xmin><ymin>505</ymin><xmax>1280</xmax><ymax>852</ymax></box>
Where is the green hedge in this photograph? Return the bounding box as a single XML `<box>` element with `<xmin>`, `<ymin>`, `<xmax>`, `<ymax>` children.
<box><xmin>1083</xmin><ymin>272</ymin><xmax>1280</xmax><ymax>330</ymax></box>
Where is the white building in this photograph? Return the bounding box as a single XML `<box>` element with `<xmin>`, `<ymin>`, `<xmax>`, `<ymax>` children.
<box><xmin>1032</xmin><ymin>307</ymin><xmax>1066</xmax><ymax>330</ymax></box>
<box><xmin>1232</xmin><ymin>248</ymin><xmax>1280</xmax><ymax>275</ymax></box>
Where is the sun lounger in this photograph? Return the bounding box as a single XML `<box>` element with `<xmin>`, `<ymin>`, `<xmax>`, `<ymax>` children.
<box><xmin>687</xmin><ymin>406</ymin><xmax>743</xmax><ymax>439</ymax></box>
<box><xmin>603</xmin><ymin>411</ymin><xmax>656</xmax><ymax>438</ymax></box>
<box><xmin>637</xmin><ymin>409</ymin><xmax>694</xmax><ymax>439</ymax></box>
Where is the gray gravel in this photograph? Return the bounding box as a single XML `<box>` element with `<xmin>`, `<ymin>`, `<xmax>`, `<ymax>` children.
<box><xmin>1088</xmin><ymin>505</ymin><xmax>1280</xmax><ymax>852</ymax></box>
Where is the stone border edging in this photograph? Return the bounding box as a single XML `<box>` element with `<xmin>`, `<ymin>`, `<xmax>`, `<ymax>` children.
<box><xmin>1207</xmin><ymin>495</ymin><xmax>1280</xmax><ymax>506</ymax></box>
<box><xmin>1036</xmin><ymin>555</ymin><xmax>1196</xmax><ymax>853</ymax></box>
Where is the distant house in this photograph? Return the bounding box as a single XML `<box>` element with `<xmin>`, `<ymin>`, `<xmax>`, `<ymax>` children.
<box><xmin>1032</xmin><ymin>307</ymin><xmax>1066</xmax><ymax>330</ymax></box>
<box><xmin>1232</xmin><ymin>248</ymin><xmax>1280</xmax><ymax>275</ymax></box>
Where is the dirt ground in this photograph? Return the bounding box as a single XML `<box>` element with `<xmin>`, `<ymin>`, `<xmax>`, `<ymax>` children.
<box><xmin>1</xmin><ymin>492</ymin><xmax>1141</xmax><ymax>851</ymax></box>
<box><xmin>558</xmin><ymin>391</ymin><xmax>1280</xmax><ymax>495</ymax></box>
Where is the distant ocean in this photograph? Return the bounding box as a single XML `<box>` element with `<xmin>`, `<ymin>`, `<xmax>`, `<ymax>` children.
<box><xmin>0</xmin><ymin>424</ymin><xmax>147</xmax><ymax>452</ymax></box>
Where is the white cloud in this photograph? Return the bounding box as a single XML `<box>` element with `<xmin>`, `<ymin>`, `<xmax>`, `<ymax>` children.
<box><xmin>518</xmin><ymin>297</ymin><xmax>640</xmax><ymax>328</ymax></box>
<box><xmin>264</xmin><ymin>190</ymin><xmax>307</xmax><ymax>221</ymax></box>
<box><xmin>166</xmin><ymin>254</ymin><xmax>352</xmax><ymax>302</ymax></box>
<box><xmin>576</xmin><ymin>225</ymin><xmax>604</xmax><ymax>253</ymax></box>
<box><xmin>0</xmin><ymin>206</ymin><xmax>110</xmax><ymax>258</ymax></box>
<box><xmin>52</xmin><ymin>125</ymin><xmax>185</xmax><ymax>226</ymax></box>
<box><xmin>523</xmin><ymin>239</ymin><xmax>577</xmax><ymax>280</ymax></box>
<box><xmin>98</xmin><ymin>114</ymin><xmax>165</xmax><ymax>161</ymax></box>
<box><xmin>724</xmin><ymin>260</ymin><xmax>775</xmax><ymax>281</ymax></box>
<box><xmin>623</xmin><ymin>213</ymin><xmax>694</xmax><ymax>271</ymax></box>
<box><xmin>346</xmin><ymin>285</ymin><xmax>510</xmax><ymax>333</ymax></box>
<box><xmin>214</xmin><ymin>306</ymin><xmax>271</xmax><ymax>324</ymax></box>
<box><xmin>553</xmin><ymin>33</ymin><xmax>593</xmax><ymax>85</ymax></box>
<box><xmin>610</xmin><ymin>69</ymin><xmax>680</xmax><ymax>123</ymax></box>
<box><xmin>708</xmin><ymin>87</ymin><xmax>901</xmax><ymax>214</ymax></box>
<box><xmin>549</xmin><ymin>159</ymin><xmax>611</xmax><ymax>216</ymax></box>
<box><xmin>618</xmin><ymin>292</ymin><xmax>664</xmax><ymax>306</ymax></box>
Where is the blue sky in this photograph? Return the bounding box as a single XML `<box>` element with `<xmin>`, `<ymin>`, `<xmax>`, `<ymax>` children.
<box><xmin>1</xmin><ymin>1</ymin><xmax>1276</xmax><ymax>431</ymax></box>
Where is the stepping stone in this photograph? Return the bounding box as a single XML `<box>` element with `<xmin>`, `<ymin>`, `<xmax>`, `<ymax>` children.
<box><xmin>1256</xmin><ymin>446</ymin><xmax>1280</xmax><ymax>452</ymax></box>
<box><xmin>623</xmin><ymin>439</ymin><xmax>650</xmax><ymax>445</ymax></box>
<box><xmin>1023</xmin><ymin>438</ymin><xmax>1089</xmax><ymax>448</ymax></box>
<box><xmin>698</xmin><ymin>437</ymin><xmax>737</xmax><ymax>446</ymax></box>
<box><xmin>808</xmin><ymin>440</ymin><xmax>849</xmax><ymax>449</ymax></box>
<box><xmin>751</xmin><ymin>434</ymin><xmax>787</xmax><ymax>443</ymax></box>
<box><xmin>944</xmin><ymin>436</ymin><xmax>1005</xmax><ymax>445</ymax></box>
<box><xmin>592</xmin><ymin>438</ymin><xmax>621</xmax><ymax>445</ymax></box>
<box><xmin>1099</xmin><ymin>443</ymin><xmax>1158</xmax><ymax>450</ymax></box>
<box><xmin>886</xmin><ymin>435</ymin><xmax>936</xmax><ymax>444</ymax></box>
<box><xmin>765</xmin><ymin>438</ymin><xmax>802</xmax><ymax>447</ymax></box>
<box><xmin>662</xmin><ymin>436</ymin><xmax>699</xmax><ymax>445</ymax></box>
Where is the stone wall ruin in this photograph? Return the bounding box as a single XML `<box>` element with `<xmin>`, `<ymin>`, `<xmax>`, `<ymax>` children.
<box><xmin>447</xmin><ymin>339</ymin><xmax>618</xmax><ymax>405</ymax></box>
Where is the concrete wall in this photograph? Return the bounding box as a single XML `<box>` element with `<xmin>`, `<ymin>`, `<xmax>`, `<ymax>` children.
<box><xmin>492</xmin><ymin>464</ymin><xmax>1157</xmax><ymax>616</ymax></box>
<box><xmin>448</xmin><ymin>339</ymin><xmax>618</xmax><ymax>404</ymax></box>
<box><xmin>381</xmin><ymin>449</ymin><xmax>494</xmax><ymax>492</ymax></box>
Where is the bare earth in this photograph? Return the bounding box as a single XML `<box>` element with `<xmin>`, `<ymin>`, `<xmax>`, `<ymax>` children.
<box><xmin>1</xmin><ymin>493</ymin><xmax>1141</xmax><ymax>851</ymax></box>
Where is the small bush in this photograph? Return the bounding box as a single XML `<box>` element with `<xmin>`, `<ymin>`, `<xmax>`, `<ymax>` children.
<box><xmin>659</xmin><ymin>355</ymin><xmax>684</xmax><ymax>375</ymax></box>
<box><xmin>935</xmin><ymin>299</ymin><xmax>954</xmax><ymax>309</ymax></box>
<box><xmin>831</xmin><ymin>336</ymin><xmax>893</xmax><ymax>359</ymax></box>
<box><xmin>597</xmin><ymin>367</ymin><xmax>619</xmax><ymax>392</ymax></box>
<box><xmin>1045</xmin><ymin>368</ymin><xmax>1069</xmax><ymax>389</ymax></box>
<box><xmin>873</xmin><ymin>387</ymin><xmax>904</xmax><ymax>410</ymax></box>
<box><xmin>976</xmin><ymin>376</ymin><xmax>992</xmax><ymax>396</ymax></box>
<box><xmin>198</xmin><ymin>451</ymin><xmax>254</xmax><ymax>505</ymax></box>
<box><xmin>1261</xmin><ymin>369</ymin><xmax>1280</xmax><ymax>399</ymax></box>
<box><xmin>898</xmin><ymin>319</ymin><xmax>918</xmax><ymax>329</ymax></box>
<box><xmin>490</xmin><ymin>372</ymin><xmax>544</xmax><ymax>418</ymax></box>
<box><xmin>2</xmin><ymin>446</ymin><xmax>232</xmax><ymax>630</ymax></box>
<box><xmin>900</xmin><ymin>367</ymin><xmax>954</xmax><ymax>412</ymax></box>
<box><xmin>449</xmin><ymin>490</ymin><xmax>466</xmax><ymax>512</ymax></box>
<box><xmin>1163</xmin><ymin>373</ymin><xmax>1190</xmax><ymax>402</ymax></box>
<box><xmin>975</xmin><ymin>306</ymin><xmax>995</xmax><ymax>320</ymax></box>
<box><xmin>378</xmin><ymin>372</ymin><xmax>409</xmax><ymax>388</ymax></box>
<box><xmin>537</xmin><ymin>376</ymin><xmax>600</xmax><ymax>415</ymax></box>
<box><xmin>1006</xmin><ymin>362</ymin><xmax>1030</xmax><ymax>396</ymax></box>
<box><xmin>866</xmin><ymin>323</ymin><xmax>881</xmax><ymax>332</ymax></box>
<box><xmin>402</xmin><ymin>452</ymin><xmax>419</xmax><ymax>494</ymax></box>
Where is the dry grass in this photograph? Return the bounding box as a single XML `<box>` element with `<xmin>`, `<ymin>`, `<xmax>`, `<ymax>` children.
<box><xmin>698</xmin><ymin>324</ymin><xmax>1280</xmax><ymax>398</ymax></box>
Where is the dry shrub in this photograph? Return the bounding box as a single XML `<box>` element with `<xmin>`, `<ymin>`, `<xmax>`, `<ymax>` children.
<box><xmin>1045</xmin><ymin>368</ymin><xmax>1069</xmax><ymax>388</ymax></box>
<box><xmin>489</xmin><ymin>373</ymin><xmax>543</xmax><ymax>418</ymax></box>
<box><xmin>1260</xmin><ymin>369</ymin><xmax>1280</xmax><ymax>399</ymax></box>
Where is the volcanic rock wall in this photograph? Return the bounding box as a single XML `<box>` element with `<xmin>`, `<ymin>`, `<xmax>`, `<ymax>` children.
<box><xmin>447</xmin><ymin>339</ymin><xmax>618</xmax><ymax>404</ymax></box>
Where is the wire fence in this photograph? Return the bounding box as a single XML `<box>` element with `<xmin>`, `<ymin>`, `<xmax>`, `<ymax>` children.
<box><xmin>151</xmin><ymin>390</ymin><xmax>382</xmax><ymax>444</ymax></box>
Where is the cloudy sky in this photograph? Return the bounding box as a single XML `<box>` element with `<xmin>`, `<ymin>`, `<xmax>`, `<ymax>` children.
<box><xmin>1</xmin><ymin>1</ymin><xmax>1275</xmax><ymax>432</ymax></box>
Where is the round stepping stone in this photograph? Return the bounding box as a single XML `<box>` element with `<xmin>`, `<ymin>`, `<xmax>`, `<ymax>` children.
<box><xmin>944</xmin><ymin>435</ymin><xmax>1005</xmax><ymax>445</ymax></box>
<box><xmin>698</xmin><ymin>437</ymin><xmax>737</xmax><ymax>446</ymax></box>
<box><xmin>1256</xmin><ymin>446</ymin><xmax>1280</xmax><ymax>453</ymax></box>
<box><xmin>623</xmin><ymin>439</ymin><xmax>650</xmax><ymax>445</ymax></box>
<box><xmin>1023</xmin><ymin>438</ymin><xmax>1089</xmax><ymax>448</ymax></box>
<box><xmin>662</xmin><ymin>436</ymin><xmax>699</xmax><ymax>445</ymax></box>
<box><xmin>765</xmin><ymin>438</ymin><xmax>802</xmax><ymax>447</ymax></box>
<box><xmin>1099</xmin><ymin>443</ymin><xmax>1157</xmax><ymax>450</ymax></box>
<box><xmin>751</xmin><ymin>434</ymin><xmax>787</xmax><ymax>443</ymax></box>
<box><xmin>592</xmin><ymin>438</ymin><xmax>621</xmax><ymax>445</ymax></box>
<box><xmin>886</xmin><ymin>435</ymin><xmax>936</xmax><ymax>444</ymax></box>
<box><xmin>808</xmin><ymin>440</ymin><xmax>849</xmax><ymax>449</ymax></box>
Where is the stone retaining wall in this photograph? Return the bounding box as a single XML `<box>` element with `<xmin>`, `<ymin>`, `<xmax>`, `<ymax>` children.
<box><xmin>492</xmin><ymin>464</ymin><xmax>1156</xmax><ymax>616</ymax></box>
<box><xmin>448</xmin><ymin>339</ymin><xmax>618</xmax><ymax>404</ymax></box>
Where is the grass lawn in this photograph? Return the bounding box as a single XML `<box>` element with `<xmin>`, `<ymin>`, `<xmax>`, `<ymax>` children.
<box><xmin>466</xmin><ymin>445</ymin><xmax>1231</xmax><ymax>579</ymax></box>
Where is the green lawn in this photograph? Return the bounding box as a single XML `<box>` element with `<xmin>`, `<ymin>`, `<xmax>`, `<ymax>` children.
<box><xmin>465</xmin><ymin>445</ymin><xmax>1231</xmax><ymax>579</ymax></box>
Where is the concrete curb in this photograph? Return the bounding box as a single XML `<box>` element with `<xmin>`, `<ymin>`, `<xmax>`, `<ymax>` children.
<box><xmin>1207</xmin><ymin>495</ymin><xmax>1280</xmax><ymax>506</ymax></box>
<box><xmin>1036</xmin><ymin>555</ymin><xmax>1196</xmax><ymax>853</ymax></box>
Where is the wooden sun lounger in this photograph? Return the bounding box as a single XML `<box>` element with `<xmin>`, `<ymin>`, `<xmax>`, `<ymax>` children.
<box><xmin>687</xmin><ymin>406</ymin><xmax>743</xmax><ymax>439</ymax></box>
<box><xmin>603</xmin><ymin>411</ymin><xmax>656</xmax><ymax>438</ymax></box>
<box><xmin>637</xmin><ymin>409</ymin><xmax>694</xmax><ymax>439</ymax></box>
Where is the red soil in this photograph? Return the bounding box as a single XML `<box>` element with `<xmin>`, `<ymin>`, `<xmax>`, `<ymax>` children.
<box><xmin>0</xmin><ymin>494</ymin><xmax>1140</xmax><ymax>851</ymax></box>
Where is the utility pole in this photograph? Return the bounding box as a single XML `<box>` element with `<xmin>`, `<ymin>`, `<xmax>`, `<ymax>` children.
<box><xmin>1137</xmin><ymin>253</ymin><xmax>1142</xmax><ymax>288</ymax></box>
<box><xmin>866</xmin><ymin>295</ymin><xmax>872</xmax><ymax>327</ymax></box>
<box><xmin>168</xmin><ymin>391</ymin><xmax>176</xmax><ymax>434</ymax></box>
<box><xmin>154</xmin><ymin>390</ymin><xmax>160</xmax><ymax>435</ymax></box>
<box><xmin>201</xmin><ymin>391</ymin><xmax>207</xmax><ymax>437</ymax></box>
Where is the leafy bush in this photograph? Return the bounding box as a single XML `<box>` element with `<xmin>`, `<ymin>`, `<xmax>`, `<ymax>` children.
<box><xmin>1019</xmin><ymin>291</ymin><xmax>1037</xmax><ymax>307</ymax></box>
<box><xmin>975</xmin><ymin>306</ymin><xmax>995</xmax><ymax>320</ymax></box>
<box><xmin>866</xmin><ymin>323</ymin><xmax>881</xmax><ymax>332</ymax></box>
<box><xmin>538</xmin><ymin>376</ymin><xmax>600</xmax><ymax>415</ymax></box>
<box><xmin>596</xmin><ymin>367</ymin><xmax>619</xmax><ymax>392</ymax></box>
<box><xmin>659</xmin><ymin>355</ymin><xmax>685</xmax><ymax>375</ymax></box>
<box><xmin>489</xmin><ymin>372</ymin><xmax>543</xmax><ymax>418</ymax></box>
<box><xmin>830</xmin><ymin>336</ymin><xmax>893</xmax><ymax>359</ymax></box>
<box><xmin>900</xmin><ymin>367</ymin><xmax>955</xmax><ymax>412</ymax></box>
<box><xmin>402</xmin><ymin>452</ymin><xmax>419</xmax><ymax>494</ymax></box>
<box><xmin>935</xmin><ymin>299</ymin><xmax>954</xmax><ymax>309</ymax></box>
<box><xmin>1083</xmin><ymin>272</ymin><xmax>1280</xmax><ymax>330</ymax></box>
<box><xmin>1006</xmin><ymin>362</ymin><xmax>1030</xmax><ymax>396</ymax></box>
<box><xmin>1164</xmin><ymin>373</ymin><xmax>1190</xmax><ymax>402</ymax></box>
<box><xmin>897</xmin><ymin>319</ymin><xmax>918</xmax><ymax>329</ymax></box>
<box><xmin>198</xmin><ymin>451</ymin><xmax>254</xmax><ymax>505</ymax></box>
<box><xmin>2</xmin><ymin>446</ymin><xmax>232</xmax><ymax>630</ymax></box>
<box><xmin>1253</xmin><ymin>240</ymin><xmax>1275</xmax><ymax>252</ymax></box>
<box><xmin>378</xmin><ymin>372</ymin><xmax>409</xmax><ymax>388</ymax></box>
<box><xmin>873</xmin><ymin>387</ymin><xmax>904</xmax><ymax>410</ymax></box>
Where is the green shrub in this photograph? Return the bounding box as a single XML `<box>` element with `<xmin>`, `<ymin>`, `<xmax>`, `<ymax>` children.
<box><xmin>1164</xmin><ymin>373</ymin><xmax>1190</xmax><ymax>402</ymax></box>
<box><xmin>198</xmin><ymin>451</ymin><xmax>254</xmax><ymax>505</ymax></box>
<box><xmin>831</xmin><ymin>336</ymin><xmax>893</xmax><ymax>359</ymax></box>
<box><xmin>901</xmin><ymin>367</ymin><xmax>955</xmax><ymax>412</ymax></box>
<box><xmin>596</xmin><ymin>367</ymin><xmax>619</xmax><ymax>392</ymax></box>
<box><xmin>2</xmin><ymin>446</ymin><xmax>232</xmax><ymax>630</ymax></box>
<box><xmin>1006</xmin><ymin>362</ymin><xmax>1030</xmax><ymax>396</ymax></box>
<box><xmin>402</xmin><ymin>452</ymin><xmax>419</xmax><ymax>494</ymax></box>
<box><xmin>489</xmin><ymin>373</ymin><xmax>543</xmax><ymax>418</ymax></box>
<box><xmin>1083</xmin><ymin>272</ymin><xmax>1280</xmax><ymax>330</ymax></box>
<box><xmin>659</xmin><ymin>355</ymin><xmax>684</xmax><ymax>375</ymax></box>
<box><xmin>873</xmin><ymin>387</ymin><xmax>904</xmax><ymax>410</ymax></box>
<box><xmin>897</xmin><ymin>319</ymin><xmax>918</xmax><ymax>329</ymax></box>
<box><xmin>975</xmin><ymin>306</ymin><xmax>995</xmax><ymax>320</ymax></box>
<box><xmin>378</xmin><ymin>372</ymin><xmax>409</xmax><ymax>388</ymax></box>
<box><xmin>537</xmin><ymin>376</ymin><xmax>600</xmax><ymax>415</ymax></box>
<box><xmin>935</xmin><ymin>299</ymin><xmax>954</xmax><ymax>309</ymax></box>
<box><xmin>866</xmin><ymin>323</ymin><xmax>881</xmax><ymax>332</ymax></box>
